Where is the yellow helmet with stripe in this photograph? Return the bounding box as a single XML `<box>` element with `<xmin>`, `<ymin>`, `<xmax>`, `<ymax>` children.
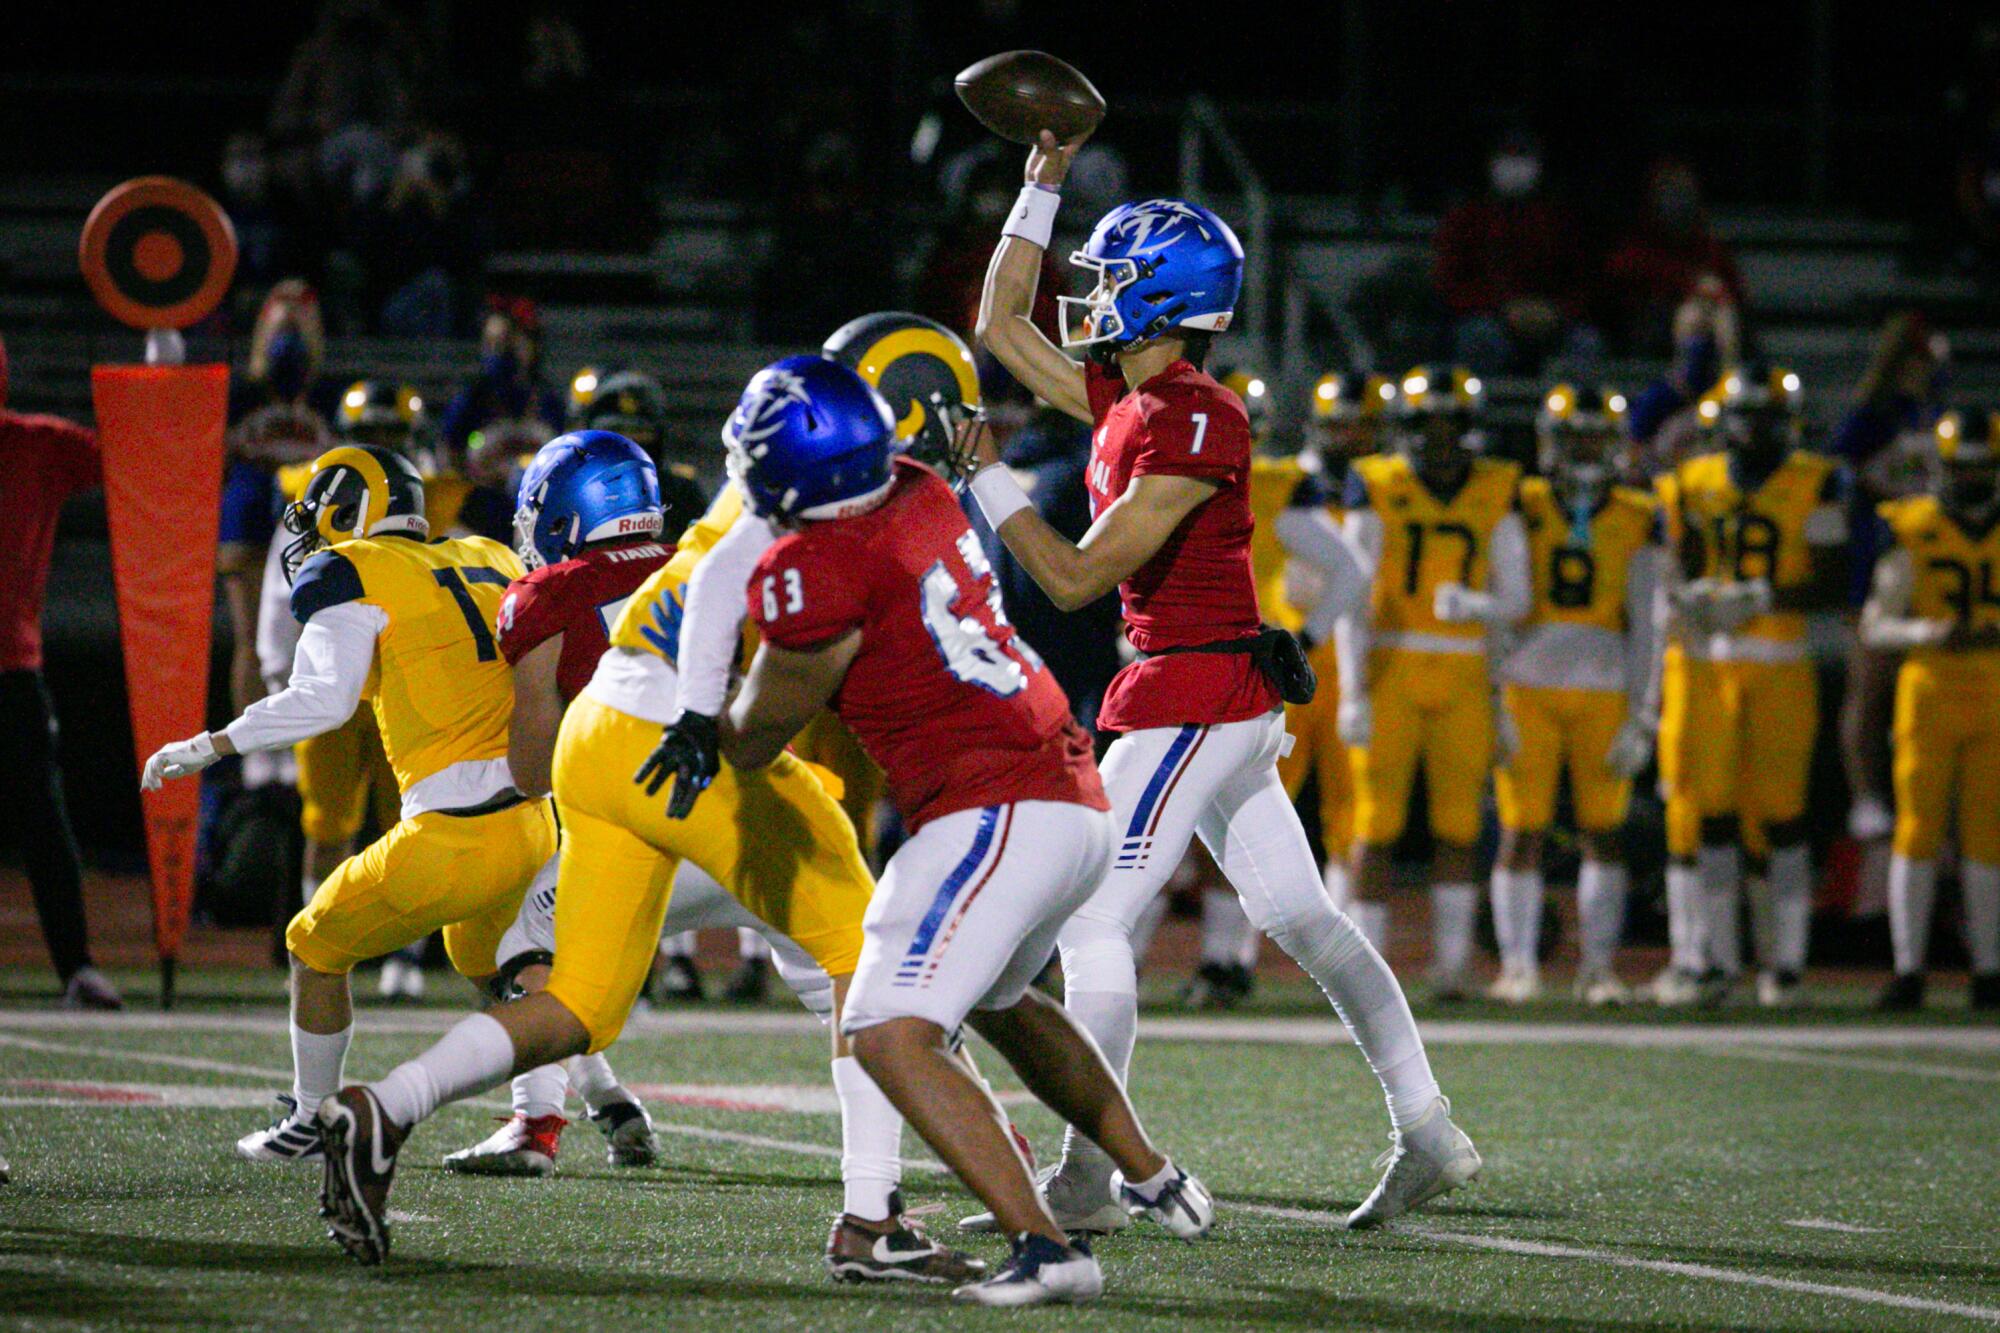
<box><xmin>337</xmin><ymin>380</ymin><xmax>424</xmax><ymax>451</ymax></box>
<box><xmin>1392</xmin><ymin>365</ymin><xmax>1483</xmax><ymax>419</ymax></box>
<box><xmin>1312</xmin><ymin>371</ymin><xmax>1395</xmax><ymax>422</ymax></box>
<box><xmin>1538</xmin><ymin>383</ymin><xmax>1630</xmax><ymax>494</ymax></box>
<box><xmin>1699</xmin><ymin>365</ymin><xmax>1802</xmax><ymax>467</ymax></box>
<box><xmin>279</xmin><ymin>444</ymin><xmax>428</xmax><ymax>582</ymax></box>
<box><xmin>1936</xmin><ymin>408</ymin><xmax>2000</xmax><ymax>522</ymax></box>
<box><xmin>566</xmin><ymin>365</ymin><xmax>604</xmax><ymax>423</ymax></box>
<box><xmin>822</xmin><ymin>312</ymin><xmax>981</xmax><ymax>478</ymax></box>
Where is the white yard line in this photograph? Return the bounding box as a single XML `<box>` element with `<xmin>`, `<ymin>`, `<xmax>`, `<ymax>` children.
<box><xmin>7</xmin><ymin>1007</ymin><xmax>2000</xmax><ymax>1054</ymax></box>
<box><xmin>0</xmin><ymin>1032</ymin><xmax>292</xmax><ymax>1081</ymax></box>
<box><xmin>1704</xmin><ymin>1045</ymin><xmax>2000</xmax><ymax>1083</ymax></box>
<box><xmin>1786</xmin><ymin>1218</ymin><xmax>1885</xmax><ymax>1235</ymax></box>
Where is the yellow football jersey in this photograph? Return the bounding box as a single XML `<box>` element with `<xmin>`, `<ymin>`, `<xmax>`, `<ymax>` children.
<box><xmin>1517</xmin><ymin>478</ymin><xmax>1659</xmax><ymax>632</ymax></box>
<box><xmin>1880</xmin><ymin>494</ymin><xmax>2000</xmax><ymax>672</ymax></box>
<box><xmin>1353</xmin><ymin>453</ymin><xmax>1522</xmax><ymax>639</ymax></box>
<box><xmin>1248</xmin><ymin>454</ymin><xmax>1308</xmax><ymax>631</ymax></box>
<box><xmin>1658</xmin><ymin>450</ymin><xmax>1835</xmax><ymax>644</ymax></box>
<box><xmin>290</xmin><ymin>533</ymin><xmax>524</xmax><ymax>793</ymax></box>
<box><xmin>608</xmin><ymin>480</ymin><xmax>747</xmax><ymax>665</ymax></box>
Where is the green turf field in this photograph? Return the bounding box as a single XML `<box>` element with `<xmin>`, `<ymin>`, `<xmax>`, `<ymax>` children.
<box><xmin>3</xmin><ymin>968</ymin><xmax>1997</xmax><ymax>1330</ymax></box>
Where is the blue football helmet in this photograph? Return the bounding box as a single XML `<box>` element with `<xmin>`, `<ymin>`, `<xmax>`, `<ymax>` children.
<box><xmin>512</xmin><ymin>430</ymin><xmax>663</xmax><ymax>570</ymax></box>
<box><xmin>722</xmin><ymin>355</ymin><xmax>897</xmax><ymax>521</ymax></box>
<box><xmin>1059</xmin><ymin>198</ymin><xmax>1244</xmax><ymax>352</ymax></box>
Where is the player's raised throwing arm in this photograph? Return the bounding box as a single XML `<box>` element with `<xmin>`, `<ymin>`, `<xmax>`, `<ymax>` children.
<box><xmin>975</xmin><ymin>130</ymin><xmax>1092</xmax><ymax>423</ymax></box>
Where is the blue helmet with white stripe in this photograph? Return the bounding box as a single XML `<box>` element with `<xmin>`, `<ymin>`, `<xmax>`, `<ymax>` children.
<box><xmin>1059</xmin><ymin>198</ymin><xmax>1244</xmax><ymax>352</ymax></box>
<box><xmin>512</xmin><ymin>430</ymin><xmax>662</xmax><ymax>570</ymax></box>
<box><xmin>723</xmin><ymin>354</ymin><xmax>898</xmax><ymax>521</ymax></box>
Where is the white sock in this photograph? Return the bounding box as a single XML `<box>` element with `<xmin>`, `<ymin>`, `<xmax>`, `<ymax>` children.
<box><xmin>831</xmin><ymin>1055</ymin><xmax>903</xmax><ymax>1220</ymax></box>
<box><xmin>738</xmin><ymin>929</ymin><xmax>771</xmax><ymax>961</ymax></box>
<box><xmin>1323</xmin><ymin>859</ymin><xmax>1353</xmax><ymax>913</ymax></box>
<box><xmin>290</xmin><ymin>1022</ymin><xmax>352</xmax><ymax>1116</ymax></box>
<box><xmin>1056</xmin><ymin>924</ymin><xmax>1141</xmax><ymax>1186</ymax></box>
<box><xmin>1123</xmin><ymin>1156</ymin><xmax>1177</xmax><ymax>1200</ymax></box>
<box><xmin>1293</xmin><ymin>906</ymin><xmax>1439</xmax><ymax>1129</ymax></box>
<box><xmin>369</xmin><ymin>1012</ymin><xmax>516</xmax><ymax>1129</ymax></box>
<box><xmin>1888</xmin><ymin>854</ymin><xmax>1937</xmax><ymax>976</ymax></box>
<box><xmin>1962</xmin><ymin>861</ymin><xmax>2000</xmax><ymax>975</ymax></box>
<box><xmin>565</xmin><ymin>1052</ymin><xmax>630</xmax><ymax>1114</ymax></box>
<box><xmin>1431</xmin><ymin>883</ymin><xmax>1478</xmax><ymax>978</ymax></box>
<box><xmin>1351</xmin><ymin>900</ymin><xmax>1390</xmax><ymax>954</ymax></box>
<box><xmin>1199</xmin><ymin>887</ymin><xmax>1254</xmax><ymax>967</ymax></box>
<box><xmin>1665</xmin><ymin>862</ymin><xmax>1705</xmax><ymax>973</ymax></box>
<box><xmin>1696</xmin><ymin>843</ymin><xmax>1742</xmax><ymax>973</ymax></box>
<box><xmin>1766</xmin><ymin>844</ymin><xmax>1812</xmax><ymax>973</ymax></box>
<box><xmin>512</xmin><ymin>1064</ymin><xmax>568</xmax><ymax>1120</ymax></box>
<box><xmin>1576</xmin><ymin>860</ymin><xmax>1628</xmax><ymax>976</ymax></box>
<box><xmin>1489</xmin><ymin>868</ymin><xmax>1543</xmax><ymax>970</ymax></box>
<box><xmin>664</xmin><ymin>931</ymin><xmax>696</xmax><ymax>960</ymax></box>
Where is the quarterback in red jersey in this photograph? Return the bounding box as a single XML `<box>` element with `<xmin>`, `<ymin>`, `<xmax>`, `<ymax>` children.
<box><xmin>970</xmin><ymin>128</ymin><xmax>1478</xmax><ymax>1232</ymax></box>
<box><xmin>717</xmin><ymin>355</ymin><xmax>1214</xmax><ymax>1308</ymax></box>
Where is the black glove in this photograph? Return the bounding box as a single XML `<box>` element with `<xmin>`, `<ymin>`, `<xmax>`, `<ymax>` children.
<box><xmin>633</xmin><ymin>710</ymin><xmax>721</xmax><ymax>820</ymax></box>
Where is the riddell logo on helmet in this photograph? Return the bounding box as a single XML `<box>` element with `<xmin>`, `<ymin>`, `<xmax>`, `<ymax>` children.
<box><xmin>612</xmin><ymin>516</ymin><xmax>652</xmax><ymax>535</ymax></box>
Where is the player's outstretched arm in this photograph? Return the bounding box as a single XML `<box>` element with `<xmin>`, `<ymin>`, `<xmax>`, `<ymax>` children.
<box><xmin>507</xmin><ymin>633</ymin><xmax>564</xmax><ymax>798</ymax></box>
<box><xmin>675</xmin><ymin>505</ymin><xmax>779</xmax><ymax>718</ymax></box>
<box><xmin>721</xmin><ymin>632</ymin><xmax>863</xmax><ymax>772</ymax></box>
<box><xmin>140</xmin><ymin>603</ymin><xmax>380</xmax><ymax>789</ymax></box>
<box><xmin>974</xmin><ymin>130</ymin><xmax>1091</xmax><ymax>423</ymax></box>
<box><xmin>971</xmin><ymin>463</ymin><xmax>1217</xmax><ymax>612</ymax></box>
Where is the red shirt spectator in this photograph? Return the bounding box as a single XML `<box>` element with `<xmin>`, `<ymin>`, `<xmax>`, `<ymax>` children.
<box><xmin>0</xmin><ymin>404</ymin><xmax>99</xmax><ymax>672</ymax></box>
<box><xmin>1433</xmin><ymin>194</ymin><xmax>1588</xmax><ymax>320</ymax></box>
<box><xmin>1603</xmin><ymin>159</ymin><xmax>1744</xmax><ymax>349</ymax></box>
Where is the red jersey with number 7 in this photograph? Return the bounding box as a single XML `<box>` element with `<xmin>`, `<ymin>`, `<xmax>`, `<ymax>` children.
<box><xmin>1083</xmin><ymin>359</ymin><xmax>1278</xmax><ymax>732</ymax></box>
<box><xmin>749</xmin><ymin>459</ymin><xmax>1106</xmax><ymax>831</ymax></box>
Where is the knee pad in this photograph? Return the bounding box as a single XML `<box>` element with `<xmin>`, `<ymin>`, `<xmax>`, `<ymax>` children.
<box><xmin>1294</xmin><ymin>903</ymin><xmax>1372</xmax><ymax>981</ymax></box>
<box><xmin>1057</xmin><ymin>913</ymin><xmax>1140</xmax><ymax>997</ymax></box>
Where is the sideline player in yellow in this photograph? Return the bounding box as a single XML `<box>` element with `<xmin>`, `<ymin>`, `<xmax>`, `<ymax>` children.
<box><xmin>143</xmin><ymin>443</ymin><xmax>554</xmax><ymax>1161</ymax></box>
<box><xmin>1276</xmin><ymin>371</ymin><xmax>1396</xmax><ymax>911</ymax></box>
<box><xmin>1655</xmin><ymin>367</ymin><xmax>1847</xmax><ymax>1007</ymax></box>
<box><xmin>255</xmin><ymin>381</ymin><xmax>469</xmax><ymax>1000</ymax></box>
<box><xmin>1336</xmin><ymin>367</ymin><xmax>1528</xmax><ymax>997</ymax></box>
<box><xmin>1489</xmin><ymin>386</ymin><xmax>1665</xmax><ymax>1004</ymax></box>
<box><xmin>1864</xmin><ymin>409</ymin><xmax>2000</xmax><ymax>1011</ymax></box>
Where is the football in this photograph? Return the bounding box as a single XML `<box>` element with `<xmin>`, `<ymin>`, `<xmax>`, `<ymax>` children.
<box><xmin>953</xmin><ymin>50</ymin><xmax>1105</xmax><ymax>146</ymax></box>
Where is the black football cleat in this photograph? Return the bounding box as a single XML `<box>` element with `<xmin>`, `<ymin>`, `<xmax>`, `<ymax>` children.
<box><xmin>316</xmin><ymin>1087</ymin><xmax>407</xmax><ymax>1265</ymax></box>
<box><xmin>1876</xmin><ymin>973</ymin><xmax>1926</xmax><ymax>1012</ymax></box>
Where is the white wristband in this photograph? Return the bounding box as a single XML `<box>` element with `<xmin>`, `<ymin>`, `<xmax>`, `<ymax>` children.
<box><xmin>1002</xmin><ymin>184</ymin><xmax>1061</xmax><ymax>251</ymax></box>
<box><xmin>970</xmin><ymin>464</ymin><xmax>1034</xmax><ymax>530</ymax></box>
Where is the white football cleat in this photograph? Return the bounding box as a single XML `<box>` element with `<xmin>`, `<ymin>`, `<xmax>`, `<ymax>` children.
<box><xmin>1645</xmin><ymin>966</ymin><xmax>1702</xmax><ymax>1007</ymax></box>
<box><xmin>951</xmin><ymin>1234</ymin><xmax>1101</xmax><ymax>1307</ymax></box>
<box><xmin>1113</xmin><ymin>1162</ymin><xmax>1216</xmax><ymax>1240</ymax></box>
<box><xmin>443</xmin><ymin>1114</ymin><xmax>565</xmax><ymax>1177</ymax></box>
<box><xmin>959</xmin><ymin>1163</ymin><xmax>1129</xmax><ymax>1236</ymax></box>
<box><xmin>1573</xmin><ymin>968</ymin><xmax>1632</xmax><ymax>1006</ymax></box>
<box><xmin>236</xmin><ymin>1094</ymin><xmax>323</xmax><ymax>1163</ymax></box>
<box><xmin>1347</xmin><ymin>1097</ymin><xmax>1481</xmax><ymax>1230</ymax></box>
<box><xmin>1486</xmin><ymin>962</ymin><xmax>1540</xmax><ymax>1005</ymax></box>
<box><xmin>377</xmin><ymin>955</ymin><xmax>425</xmax><ymax>1002</ymax></box>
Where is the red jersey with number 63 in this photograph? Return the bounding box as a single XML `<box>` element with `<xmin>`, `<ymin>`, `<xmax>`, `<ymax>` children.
<box><xmin>1084</xmin><ymin>359</ymin><xmax>1278</xmax><ymax>732</ymax></box>
<box><xmin>497</xmin><ymin>541</ymin><xmax>674</xmax><ymax>701</ymax></box>
<box><xmin>749</xmin><ymin>459</ymin><xmax>1106</xmax><ymax>831</ymax></box>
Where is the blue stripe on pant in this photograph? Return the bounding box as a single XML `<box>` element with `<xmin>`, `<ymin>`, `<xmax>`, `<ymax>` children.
<box><xmin>895</xmin><ymin>806</ymin><xmax>1000</xmax><ymax>984</ymax></box>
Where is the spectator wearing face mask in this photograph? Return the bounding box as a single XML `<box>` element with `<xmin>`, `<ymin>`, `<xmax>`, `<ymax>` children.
<box><xmin>1603</xmin><ymin>158</ymin><xmax>1745</xmax><ymax>353</ymax></box>
<box><xmin>440</xmin><ymin>296</ymin><xmax>564</xmax><ymax>541</ymax></box>
<box><xmin>1432</xmin><ymin>132</ymin><xmax>1602</xmax><ymax>376</ymax></box>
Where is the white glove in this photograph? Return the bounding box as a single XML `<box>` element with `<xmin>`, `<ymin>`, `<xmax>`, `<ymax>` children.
<box><xmin>1337</xmin><ymin>696</ymin><xmax>1373</xmax><ymax>748</ymax></box>
<box><xmin>1604</xmin><ymin>717</ymin><xmax>1655</xmax><ymax>778</ymax></box>
<box><xmin>1433</xmin><ymin>583</ymin><xmax>1496</xmax><ymax>624</ymax></box>
<box><xmin>1848</xmin><ymin>793</ymin><xmax>1895</xmax><ymax>842</ymax></box>
<box><xmin>1493</xmin><ymin>705</ymin><xmax>1521</xmax><ymax>765</ymax></box>
<box><xmin>141</xmin><ymin>732</ymin><xmax>219</xmax><ymax>790</ymax></box>
<box><xmin>1708</xmin><ymin>579</ymin><xmax>1773</xmax><ymax>634</ymax></box>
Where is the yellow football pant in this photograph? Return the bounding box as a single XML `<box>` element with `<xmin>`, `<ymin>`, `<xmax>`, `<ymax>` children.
<box><xmin>545</xmin><ymin>695</ymin><xmax>873</xmax><ymax>1052</ymax></box>
<box><xmin>1892</xmin><ymin>660</ymin><xmax>2000</xmax><ymax>863</ymax></box>
<box><xmin>1350</xmin><ymin>648</ymin><xmax>1492</xmax><ymax>847</ymax></box>
<box><xmin>295</xmin><ymin>708</ymin><xmax>400</xmax><ymax>846</ymax></box>
<box><xmin>1659</xmin><ymin>648</ymin><xmax>1817</xmax><ymax>858</ymax></box>
<box><xmin>1495</xmin><ymin>684</ymin><xmax>1632</xmax><ymax>834</ymax></box>
<box><xmin>1276</xmin><ymin>638</ymin><xmax>1353</xmax><ymax>858</ymax></box>
<box><xmin>286</xmin><ymin>797</ymin><xmax>555</xmax><ymax>978</ymax></box>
